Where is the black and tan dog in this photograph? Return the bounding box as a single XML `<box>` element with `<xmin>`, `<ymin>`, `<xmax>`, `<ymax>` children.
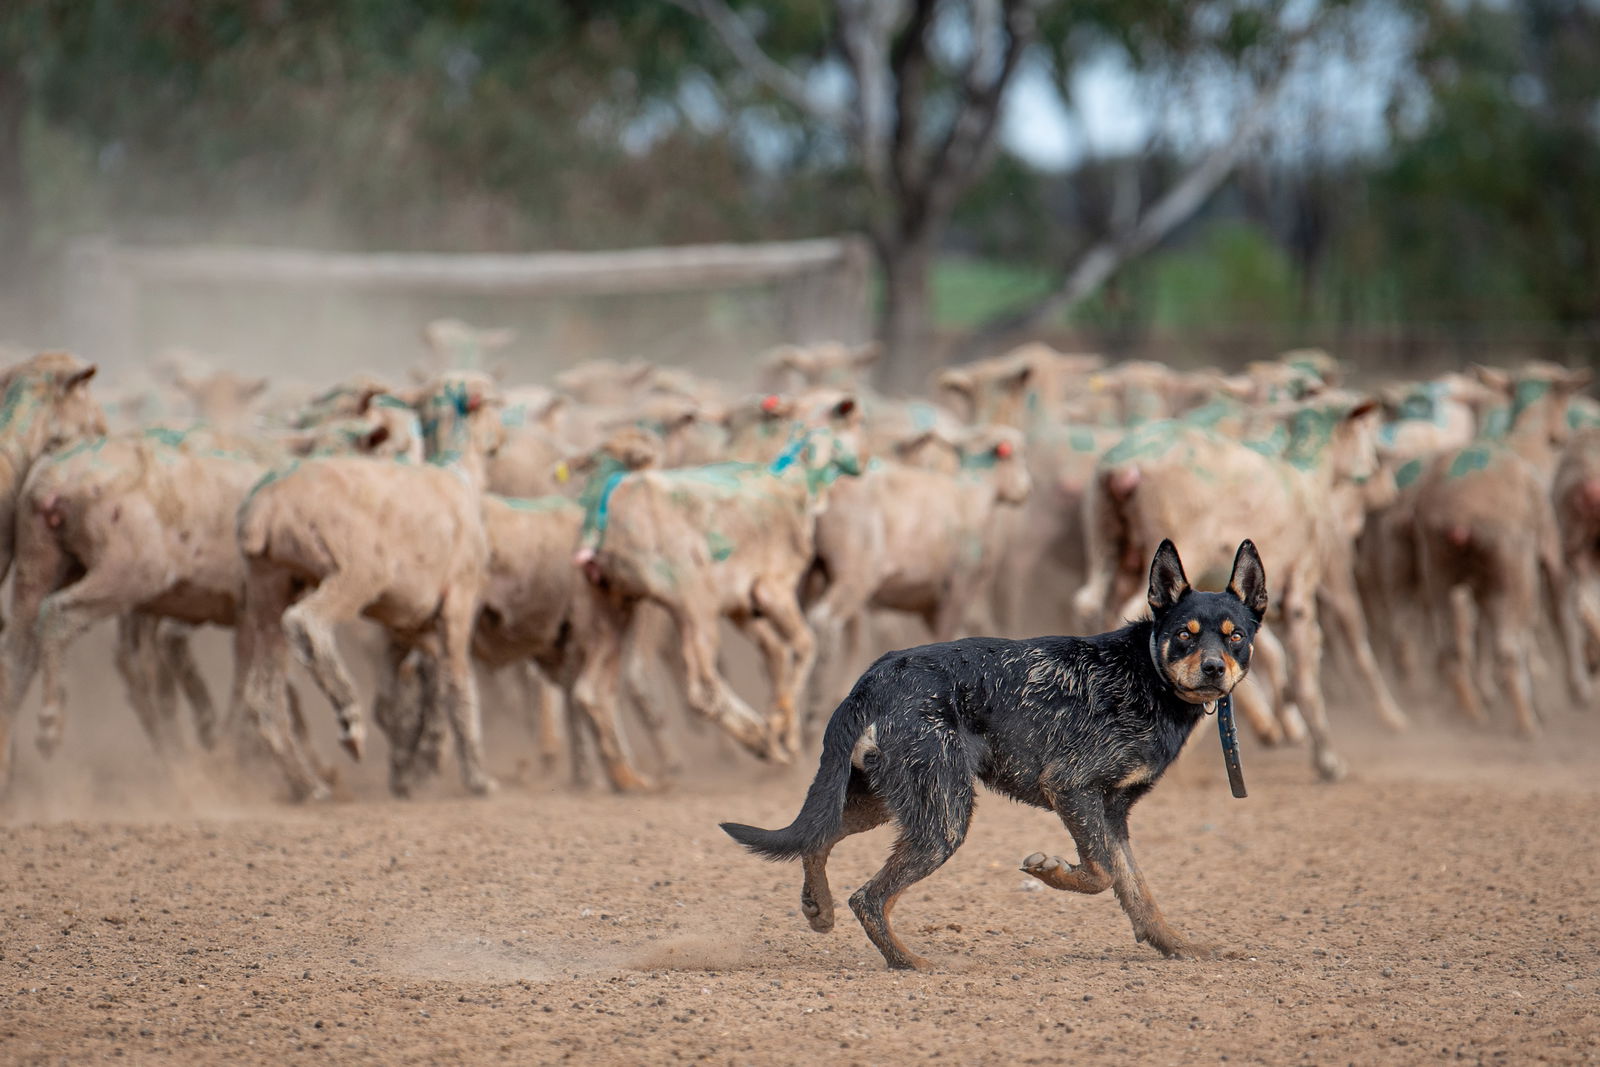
<box><xmin>722</xmin><ymin>538</ymin><xmax>1266</xmax><ymax>970</ymax></box>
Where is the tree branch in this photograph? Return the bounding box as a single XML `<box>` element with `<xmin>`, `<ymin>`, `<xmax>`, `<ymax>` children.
<box><xmin>667</xmin><ymin>0</ymin><xmax>844</xmax><ymax>127</ymax></box>
<box><xmin>835</xmin><ymin>0</ymin><xmax>907</xmax><ymax>192</ymax></box>
<box><xmin>954</xmin><ymin>75</ymin><xmax>1286</xmax><ymax>361</ymax></box>
<box><xmin>920</xmin><ymin>0</ymin><xmax>1041</xmax><ymax>223</ymax></box>
<box><xmin>886</xmin><ymin>0</ymin><xmax>938</xmax><ymax>210</ymax></box>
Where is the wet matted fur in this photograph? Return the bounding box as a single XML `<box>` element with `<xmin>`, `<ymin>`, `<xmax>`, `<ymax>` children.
<box><xmin>722</xmin><ymin>539</ymin><xmax>1267</xmax><ymax>970</ymax></box>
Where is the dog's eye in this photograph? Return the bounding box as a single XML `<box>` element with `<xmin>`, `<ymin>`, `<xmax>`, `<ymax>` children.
<box><xmin>1229</xmin><ymin>632</ymin><xmax>1243</xmax><ymax>644</ymax></box>
<box><xmin>1174</xmin><ymin>631</ymin><xmax>1191</xmax><ymax>641</ymax></box>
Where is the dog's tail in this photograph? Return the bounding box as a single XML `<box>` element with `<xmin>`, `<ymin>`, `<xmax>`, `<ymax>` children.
<box><xmin>720</xmin><ymin>690</ymin><xmax>872</xmax><ymax>862</ymax></box>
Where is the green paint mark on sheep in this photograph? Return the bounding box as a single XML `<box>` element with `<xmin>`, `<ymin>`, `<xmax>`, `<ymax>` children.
<box><xmin>1068</xmin><ymin>427</ymin><xmax>1097</xmax><ymax>452</ymax></box>
<box><xmin>142</xmin><ymin>425</ymin><xmax>192</xmax><ymax>448</ymax></box>
<box><xmin>244</xmin><ymin>460</ymin><xmax>302</xmax><ymax>504</ymax></box>
<box><xmin>50</xmin><ymin>435</ymin><xmax>111</xmax><ymax>463</ymax></box>
<box><xmin>502</xmin><ymin>495</ymin><xmax>573</xmax><ymax>513</ymax></box>
<box><xmin>0</xmin><ymin>378</ymin><xmax>32</xmax><ymax>434</ymax></box>
<box><xmin>1569</xmin><ymin>400</ymin><xmax>1600</xmax><ymax>430</ymax></box>
<box><xmin>707</xmin><ymin>531</ymin><xmax>735</xmax><ymax>561</ymax></box>
<box><xmin>1282</xmin><ymin>407</ymin><xmax>1340</xmax><ymax>470</ymax></box>
<box><xmin>1394</xmin><ymin>458</ymin><xmax>1424</xmax><ymax>489</ymax></box>
<box><xmin>1100</xmin><ymin>422</ymin><xmax>1182</xmax><ymax>465</ymax></box>
<box><xmin>1448</xmin><ymin>446</ymin><xmax>1493</xmax><ymax>479</ymax></box>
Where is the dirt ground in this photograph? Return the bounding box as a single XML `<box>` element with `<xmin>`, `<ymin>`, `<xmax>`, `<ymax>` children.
<box><xmin>1</xmin><ymin>638</ymin><xmax>1598</xmax><ymax>1066</ymax></box>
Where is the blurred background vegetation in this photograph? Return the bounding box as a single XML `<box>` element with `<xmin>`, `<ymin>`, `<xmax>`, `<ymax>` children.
<box><xmin>2</xmin><ymin>0</ymin><xmax>1597</xmax><ymax>383</ymax></box>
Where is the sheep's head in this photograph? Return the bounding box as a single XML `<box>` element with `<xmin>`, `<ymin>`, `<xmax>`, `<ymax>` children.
<box><xmin>957</xmin><ymin>426</ymin><xmax>1031</xmax><ymax>505</ymax></box>
<box><xmin>0</xmin><ymin>351</ymin><xmax>107</xmax><ymax>454</ymax></box>
<box><xmin>413</xmin><ymin>370</ymin><xmax>503</xmax><ymax>465</ymax></box>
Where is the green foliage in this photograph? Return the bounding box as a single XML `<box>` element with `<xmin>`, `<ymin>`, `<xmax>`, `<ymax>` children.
<box><xmin>1360</xmin><ymin>0</ymin><xmax>1600</xmax><ymax>336</ymax></box>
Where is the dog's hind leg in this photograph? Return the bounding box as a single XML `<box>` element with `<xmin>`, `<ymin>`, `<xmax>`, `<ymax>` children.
<box><xmin>800</xmin><ymin>780</ymin><xmax>889</xmax><ymax>933</ymax></box>
<box><xmin>847</xmin><ymin>738</ymin><xmax>974</xmax><ymax>970</ymax></box>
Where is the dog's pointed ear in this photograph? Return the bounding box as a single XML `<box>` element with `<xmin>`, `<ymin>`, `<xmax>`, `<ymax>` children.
<box><xmin>1227</xmin><ymin>539</ymin><xmax>1269</xmax><ymax>620</ymax></box>
<box><xmin>1147</xmin><ymin>539</ymin><xmax>1191</xmax><ymax>615</ymax></box>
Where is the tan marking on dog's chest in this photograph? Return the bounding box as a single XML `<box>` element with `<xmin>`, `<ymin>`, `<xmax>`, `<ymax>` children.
<box><xmin>851</xmin><ymin>723</ymin><xmax>880</xmax><ymax>770</ymax></box>
<box><xmin>1114</xmin><ymin>764</ymin><xmax>1156</xmax><ymax>788</ymax></box>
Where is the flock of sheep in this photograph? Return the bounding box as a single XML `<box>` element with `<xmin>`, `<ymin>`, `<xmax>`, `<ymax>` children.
<box><xmin>0</xmin><ymin>324</ymin><xmax>1594</xmax><ymax>802</ymax></box>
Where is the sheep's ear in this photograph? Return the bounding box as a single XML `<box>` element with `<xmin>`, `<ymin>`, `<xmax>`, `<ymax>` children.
<box><xmin>1147</xmin><ymin>539</ymin><xmax>1191</xmax><ymax>615</ymax></box>
<box><xmin>850</xmin><ymin>341</ymin><xmax>883</xmax><ymax>368</ymax></box>
<box><xmin>362</xmin><ymin>424</ymin><xmax>392</xmax><ymax>452</ymax></box>
<box><xmin>936</xmin><ymin>368</ymin><xmax>975</xmax><ymax>396</ymax></box>
<box><xmin>1344</xmin><ymin>398</ymin><xmax>1380</xmax><ymax>423</ymax></box>
<box><xmin>892</xmin><ymin>430</ymin><xmax>939</xmax><ymax>456</ymax></box>
<box><xmin>1226</xmin><ymin>540</ymin><xmax>1269</xmax><ymax>620</ymax></box>
<box><xmin>60</xmin><ymin>364</ymin><xmax>98</xmax><ymax>392</ymax></box>
<box><xmin>1472</xmin><ymin>364</ymin><xmax>1512</xmax><ymax>394</ymax></box>
<box><xmin>763</xmin><ymin>344</ymin><xmax>804</xmax><ymax>371</ymax></box>
<box><xmin>1002</xmin><ymin>363</ymin><xmax>1034</xmax><ymax>391</ymax></box>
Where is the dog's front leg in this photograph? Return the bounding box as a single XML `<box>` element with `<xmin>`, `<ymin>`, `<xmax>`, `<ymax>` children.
<box><xmin>1020</xmin><ymin>791</ymin><xmax>1112</xmax><ymax>894</ymax></box>
<box><xmin>1104</xmin><ymin>795</ymin><xmax>1216</xmax><ymax>960</ymax></box>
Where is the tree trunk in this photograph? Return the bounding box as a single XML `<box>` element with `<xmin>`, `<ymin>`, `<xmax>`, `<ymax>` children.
<box><xmin>877</xmin><ymin>234</ymin><xmax>935</xmax><ymax>394</ymax></box>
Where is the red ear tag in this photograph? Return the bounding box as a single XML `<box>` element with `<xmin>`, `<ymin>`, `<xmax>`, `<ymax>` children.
<box><xmin>995</xmin><ymin>440</ymin><xmax>1014</xmax><ymax>459</ymax></box>
<box><xmin>761</xmin><ymin>394</ymin><xmax>782</xmax><ymax>414</ymax></box>
<box><xmin>466</xmin><ymin>394</ymin><xmax>483</xmax><ymax>413</ymax></box>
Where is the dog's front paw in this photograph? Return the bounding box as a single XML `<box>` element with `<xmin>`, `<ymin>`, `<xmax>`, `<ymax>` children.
<box><xmin>1021</xmin><ymin>852</ymin><xmax>1072</xmax><ymax>878</ymax></box>
<box><xmin>1146</xmin><ymin>934</ymin><xmax>1223</xmax><ymax>961</ymax></box>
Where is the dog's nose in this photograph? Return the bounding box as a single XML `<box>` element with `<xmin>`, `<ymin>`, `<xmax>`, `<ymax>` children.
<box><xmin>1200</xmin><ymin>657</ymin><xmax>1226</xmax><ymax>680</ymax></box>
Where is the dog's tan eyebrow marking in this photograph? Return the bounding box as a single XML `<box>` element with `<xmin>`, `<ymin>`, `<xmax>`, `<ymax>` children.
<box><xmin>1220</xmin><ymin>619</ymin><xmax>1234</xmax><ymax>636</ymax></box>
<box><xmin>1186</xmin><ymin>619</ymin><xmax>1200</xmax><ymax>634</ymax></box>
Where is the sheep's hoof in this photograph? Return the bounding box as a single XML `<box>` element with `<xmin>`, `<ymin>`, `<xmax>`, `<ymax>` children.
<box><xmin>35</xmin><ymin>714</ymin><xmax>64</xmax><ymax>758</ymax></box>
<box><xmin>339</xmin><ymin>724</ymin><xmax>366</xmax><ymax>762</ymax></box>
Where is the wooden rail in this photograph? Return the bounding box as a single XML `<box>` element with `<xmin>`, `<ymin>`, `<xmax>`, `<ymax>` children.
<box><xmin>64</xmin><ymin>235</ymin><xmax>872</xmax><ymax>365</ymax></box>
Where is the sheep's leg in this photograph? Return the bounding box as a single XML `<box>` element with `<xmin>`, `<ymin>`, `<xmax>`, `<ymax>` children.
<box><xmin>0</xmin><ymin>508</ymin><xmax>76</xmax><ymax>738</ymax></box>
<box><xmin>284</xmin><ymin>683</ymin><xmax>337</xmax><ymax>787</ymax></box>
<box><xmin>568</xmin><ymin>603</ymin><xmax>654</xmax><ymax>792</ymax></box>
<box><xmin>1253</xmin><ymin>625</ymin><xmax>1306</xmax><ymax>744</ymax></box>
<box><xmin>280</xmin><ymin>572</ymin><xmax>374</xmax><ymax>761</ymax></box>
<box><xmin>158</xmin><ymin>622</ymin><xmax>218</xmax><ymax>750</ymax></box>
<box><xmin>231</xmin><ymin>563</ymin><xmax>329</xmax><ymax>801</ymax></box>
<box><xmin>1442</xmin><ymin>585</ymin><xmax>1488</xmax><ymax>725</ymax></box>
<box><xmin>666</xmin><ymin>594</ymin><xmax>779</xmax><ymax>762</ymax></box>
<box><xmin>434</xmin><ymin>597</ymin><xmax>497</xmax><ymax>796</ymax></box>
<box><xmin>113</xmin><ymin>615</ymin><xmax>184</xmax><ymax>755</ymax></box>
<box><xmin>1492</xmin><ymin>560</ymin><xmax>1541</xmax><ymax>737</ymax></box>
<box><xmin>35</xmin><ymin>564</ymin><xmax>163</xmax><ymax>757</ymax></box>
<box><xmin>1577</xmin><ymin>576</ymin><xmax>1600</xmax><ymax>674</ymax></box>
<box><xmin>512</xmin><ymin>662</ymin><xmax>566</xmax><ymax>778</ymax></box>
<box><xmin>1319</xmin><ymin>565</ymin><xmax>1410</xmax><ymax>732</ymax></box>
<box><xmin>618</xmin><ymin>617</ymin><xmax>680</xmax><ymax>777</ymax></box>
<box><xmin>749</xmin><ymin>578</ymin><xmax>816</xmax><ymax>761</ymax></box>
<box><xmin>1280</xmin><ymin>583</ymin><xmax>1345</xmax><ymax>782</ymax></box>
<box><xmin>803</xmin><ymin>579</ymin><xmax>871</xmax><ymax>737</ymax></box>
<box><xmin>373</xmin><ymin>639</ymin><xmax>425</xmax><ymax>797</ymax></box>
